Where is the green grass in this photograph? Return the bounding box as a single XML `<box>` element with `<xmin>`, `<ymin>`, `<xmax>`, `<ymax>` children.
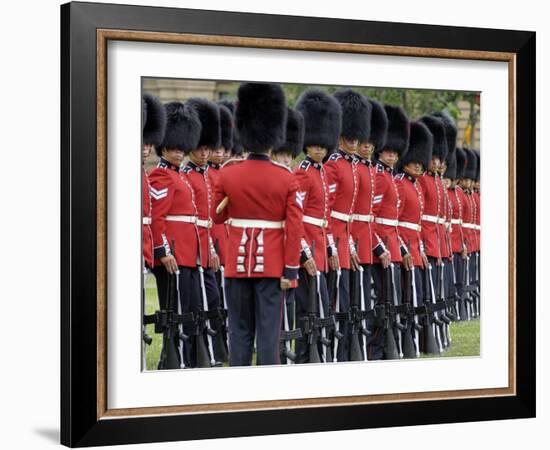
<box><xmin>143</xmin><ymin>273</ymin><xmax>480</xmax><ymax>369</ymax></box>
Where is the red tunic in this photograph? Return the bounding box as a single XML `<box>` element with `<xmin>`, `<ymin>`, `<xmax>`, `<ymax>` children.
<box><xmin>473</xmin><ymin>190</ymin><xmax>481</xmax><ymax>252</ymax></box>
<box><xmin>294</xmin><ymin>158</ymin><xmax>334</xmax><ymax>272</ymax></box>
<box><xmin>448</xmin><ymin>186</ymin><xmax>467</xmax><ymax>254</ymax></box>
<box><xmin>142</xmin><ymin>168</ymin><xmax>154</xmax><ymax>269</ymax></box>
<box><xmin>462</xmin><ymin>190</ymin><xmax>476</xmax><ymax>254</ymax></box>
<box><xmin>212</xmin><ymin>153</ymin><xmax>302</xmax><ymax>279</ymax></box>
<box><xmin>396</xmin><ymin>173</ymin><xmax>424</xmax><ymax>267</ymax></box>
<box><xmin>437</xmin><ymin>175</ymin><xmax>451</xmax><ymax>259</ymax></box>
<box><xmin>208</xmin><ymin>163</ymin><xmax>228</xmax><ymax>265</ymax></box>
<box><xmin>418</xmin><ymin>172</ymin><xmax>442</xmax><ymax>259</ymax></box>
<box><xmin>324</xmin><ymin>150</ymin><xmax>359</xmax><ymax>269</ymax></box>
<box><xmin>149</xmin><ymin>158</ymin><xmax>200</xmax><ymax>268</ymax></box>
<box><xmin>372</xmin><ymin>162</ymin><xmax>405</xmax><ymax>263</ymax></box>
<box><xmin>183</xmin><ymin>161</ymin><xmax>215</xmax><ymax>269</ymax></box>
<box><xmin>351</xmin><ymin>158</ymin><xmax>382</xmax><ymax>265</ymax></box>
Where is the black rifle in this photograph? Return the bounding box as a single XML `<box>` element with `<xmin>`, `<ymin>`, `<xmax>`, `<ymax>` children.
<box><xmin>213</xmin><ymin>240</ymin><xmax>229</xmax><ymax>363</ymax></box>
<box><xmin>348</xmin><ymin>243</ymin><xmax>370</xmax><ymax>362</ymax></box>
<box><xmin>143</xmin><ymin>241</ymin><xmax>195</xmax><ymax>370</ymax></box>
<box><xmin>382</xmin><ymin>264</ymin><xmax>399</xmax><ymax>360</ymax></box>
<box><xmin>417</xmin><ymin>264</ymin><xmax>444</xmax><ymax>355</ymax></box>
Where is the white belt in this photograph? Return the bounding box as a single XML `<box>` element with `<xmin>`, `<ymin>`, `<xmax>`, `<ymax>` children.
<box><xmin>438</xmin><ymin>218</ymin><xmax>446</xmax><ymax>224</ymax></box>
<box><xmin>352</xmin><ymin>213</ymin><xmax>374</xmax><ymax>223</ymax></box>
<box><xmin>375</xmin><ymin>217</ymin><xmax>399</xmax><ymax>227</ymax></box>
<box><xmin>462</xmin><ymin>223</ymin><xmax>476</xmax><ymax>229</ymax></box>
<box><xmin>166</xmin><ymin>215</ymin><xmax>211</xmax><ymax>228</ymax></box>
<box><xmin>229</xmin><ymin>218</ymin><xmax>284</xmax><ymax>229</ymax></box>
<box><xmin>331</xmin><ymin>210</ymin><xmax>353</xmax><ymax>223</ymax></box>
<box><xmin>450</xmin><ymin>218</ymin><xmax>463</xmax><ymax>225</ymax></box>
<box><xmin>142</xmin><ymin>217</ymin><xmax>152</xmax><ymax>225</ymax></box>
<box><xmin>475</xmin><ymin>225</ymin><xmax>481</xmax><ymax>231</ymax></box>
<box><xmin>303</xmin><ymin>215</ymin><xmax>328</xmax><ymax>228</ymax></box>
<box><xmin>398</xmin><ymin>221</ymin><xmax>421</xmax><ymax>232</ymax></box>
<box><xmin>421</xmin><ymin>214</ymin><xmax>439</xmax><ymax>224</ymax></box>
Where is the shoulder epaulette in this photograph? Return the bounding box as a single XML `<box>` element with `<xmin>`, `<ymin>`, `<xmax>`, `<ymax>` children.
<box><xmin>298</xmin><ymin>160</ymin><xmax>311</xmax><ymax>171</ymax></box>
<box><xmin>376</xmin><ymin>163</ymin><xmax>384</xmax><ymax>173</ymax></box>
<box><xmin>394</xmin><ymin>173</ymin><xmax>405</xmax><ymax>181</ymax></box>
<box><xmin>328</xmin><ymin>153</ymin><xmax>342</xmax><ymax>162</ymax></box>
<box><xmin>220</xmin><ymin>158</ymin><xmax>245</xmax><ymax>169</ymax></box>
<box><xmin>182</xmin><ymin>166</ymin><xmax>192</xmax><ymax>174</ymax></box>
<box><xmin>271</xmin><ymin>160</ymin><xmax>293</xmax><ymax>172</ymax></box>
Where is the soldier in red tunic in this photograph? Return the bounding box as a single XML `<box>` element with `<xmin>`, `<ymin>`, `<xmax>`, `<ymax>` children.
<box><xmin>142</xmin><ymin>93</ymin><xmax>167</xmax><ymax>271</ymax></box>
<box><xmin>141</xmin><ymin>93</ymin><xmax>166</xmax><ymax>368</ymax></box>
<box><xmin>435</xmin><ymin>112</ymin><xmax>459</xmax><ymax>324</ymax></box>
<box><xmin>418</xmin><ymin>115</ymin><xmax>451</xmax><ymax>348</ymax></box>
<box><xmin>183</xmin><ymin>98</ymin><xmax>226</xmax><ymax>364</ymax></box>
<box><xmin>294</xmin><ymin>90</ymin><xmax>341</xmax><ymax>363</ymax></box>
<box><xmin>395</xmin><ymin>120</ymin><xmax>433</xmax><ymax>357</ymax></box>
<box><xmin>460</xmin><ymin>148</ymin><xmax>479</xmax><ymax>319</ymax></box>
<box><xmin>472</xmin><ymin>149</ymin><xmax>481</xmax><ymax>316</ymax></box>
<box><xmin>212</xmin><ymin>83</ymin><xmax>303</xmax><ymax>366</ymax></box>
<box><xmin>354</xmin><ymin>99</ymin><xmax>391</xmax><ymax>358</ymax></box>
<box><xmin>369</xmin><ymin>104</ymin><xmax>411</xmax><ymax>360</ymax></box>
<box><xmin>149</xmin><ymin>101</ymin><xmax>202</xmax><ymax>368</ymax></box>
<box><xmin>324</xmin><ymin>89</ymin><xmax>371</xmax><ymax>362</ymax></box>
<box><xmin>269</xmin><ymin>107</ymin><xmax>304</xmax><ymax>361</ymax></box>
<box><xmin>445</xmin><ymin>147</ymin><xmax>468</xmax><ymax>320</ymax></box>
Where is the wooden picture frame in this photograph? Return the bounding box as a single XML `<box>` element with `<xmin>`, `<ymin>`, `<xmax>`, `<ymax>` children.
<box><xmin>61</xmin><ymin>1</ymin><xmax>535</xmax><ymax>446</ymax></box>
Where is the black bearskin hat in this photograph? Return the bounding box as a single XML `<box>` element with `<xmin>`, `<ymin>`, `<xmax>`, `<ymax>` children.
<box><xmin>218</xmin><ymin>100</ymin><xmax>243</xmax><ymax>156</ymax></box>
<box><xmin>157</xmin><ymin>102</ymin><xmax>202</xmax><ymax>156</ymax></box>
<box><xmin>186</xmin><ymin>98</ymin><xmax>221</xmax><ymax>150</ymax></box>
<box><xmin>218</xmin><ymin>104</ymin><xmax>234</xmax><ymax>151</ymax></box>
<box><xmin>444</xmin><ymin>145</ymin><xmax>457</xmax><ymax>179</ymax></box>
<box><xmin>399</xmin><ymin>121</ymin><xmax>433</xmax><ymax>171</ymax></box>
<box><xmin>433</xmin><ymin>111</ymin><xmax>458</xmax><ymax>159</ymax></box>
<box><xmin>235</xmin><ymin>82</ymin><xmax>287</xmax><ymax>154</ymax></box>
<box><xmin>333</xmin><ymin>89</ymin><xmax>371</xmax><ymax>143</ymax></box>
<box><xmin>142</xmin><ymin>93</ymin><xmax>167</xmax><ymax>148</ymax></box>
<box><xmin>463</xmin><ymin>148</ymin><xmax>478</xmax><ymax>180</ymax></box>
<box><xmin>473</xmin><ymin>149</ymin><xmax>481</xmax><ymax>182</ymax></box>
<box><xmin>379</xmin><ymin>104</ymin><xmax>409</xmax><ymax>157</ymax></box>
<box><xmin>295</xmin><ymin>89</ymin><xmax>342</xmax><ymax>151</ymax></box>
<box><xmin>444</xmin><ymin>150</ymin><xmax>457</xmax><ymax>180</ymax></box>
<box><xmin>419</xmin><ymin>115</ymin><xmax>448</xmax><ymax>162</ymax></box>
<box><xmin>455</xmin><ymin>147</ymin><xmax>467</xmax><ymax>180</ymax></box>
<box><xmin>273</xmin><ymin>107</ymin><xmax>305</xmax><ymax>158</ymax></box>
<box><xmin>368</xmin><ymin>99</ymin><xmax>388</xmax><ymax>151</ymax></box>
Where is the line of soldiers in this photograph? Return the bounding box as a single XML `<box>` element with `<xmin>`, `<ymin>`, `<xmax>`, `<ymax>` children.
<box><xmin>141</xmin><ymin>83</ymin><xmax>481</xmax><ymax>369</ymax></box>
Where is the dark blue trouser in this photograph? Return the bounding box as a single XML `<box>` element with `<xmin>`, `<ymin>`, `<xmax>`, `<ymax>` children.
<box><xmin>279</xmin><ymin>288</ymin><xmax>296</xmax><ymax>364</ymax></box>
<box><xmin>202</xmin><ymin>268</ymin><xmax>226</xmax><ymax>362</ymax></box>
<box><xmin>334</xmin><ymin>269</ymin><xmax>351</xmax><ymax>362</ymax></box>
<box><xmin>226</xmin><ymin>278</ymin><xmax>283</xmax><ymax>366</ymax></box>
<box><xmin>294</xmin><ymin>269</ymin><xmax>330</xmax><ymax>363</ymax></box>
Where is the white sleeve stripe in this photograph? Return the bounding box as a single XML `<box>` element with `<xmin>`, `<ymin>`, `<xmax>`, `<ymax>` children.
<box><xmin>151</xmin><ymin>191</ymin><xmax>168</xmax><ymax>200</ymax></box>
<box><xmin>150</xmin><ymin>187</ymin><xmax>168</xmax><ymax>195</ymax></box>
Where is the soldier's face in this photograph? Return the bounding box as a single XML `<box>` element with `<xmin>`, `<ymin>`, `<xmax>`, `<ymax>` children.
<box><xmin>223</xmin><ymin>148</ymin><xmax>232</xmax><ymax>162</ymax></box>
<box><xmin>429</xmin><ymin>157</ymin><xmax>441</xmax><ymax>173</ymax></box>
<box><xmin>339</xmin><ymin>137</ymin><xmax>358</xmax><ymax>154</ymax></box>
<box><xmin>439</xmin><ymin>162</ymin><xmax>447</xmax><ymax>174</ymax></box>
<box><xmin>190</xmin><ymin>146</ymin><xmax>211</xmax><ymax>167</ymax></box>
<box><xmin>162</xmin><ymin>148</ymin><xmax>185</xmax><ymax>167</ymax></box>
<box><xmin>443</xmin><ymin>177</ymin><xmax>452</xmax><ymax>189</ymax></box>
<box><xmin>459</xmin><ymin>178</ymin><xmax>472</xmax><ymax>190</ymax></box>
<box><xmin>357</xmin><ymin>142</ymin><xmax>374</xmax><ymax>160</ymax></box>
<box><xmin>209</xmin><ymin>148</ymin><xmax>225</xmax><ymax>165</ymax></box>
<box><xmin>273</xmin><ymin>152</ymin><xmax>293</xmax><ymax>167</ymax></box>
<box><xmin>379</xmin><ymin>149</ymin><xmax>399</xmax><ymax>168</ymax></box>
<box><xmin>142</xmin><ymin>144</ymin><xmax>153</xmax><ymax>161</ymax></box>
<box><xmin>306</xmin><ymin>146</ymin><xmax>327</xmax><ymax>163</ymax></box>
<box><xmin>403</xmin><ymin>161</ymin><xmax>422</xmax><ymax>177</ymax></box>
